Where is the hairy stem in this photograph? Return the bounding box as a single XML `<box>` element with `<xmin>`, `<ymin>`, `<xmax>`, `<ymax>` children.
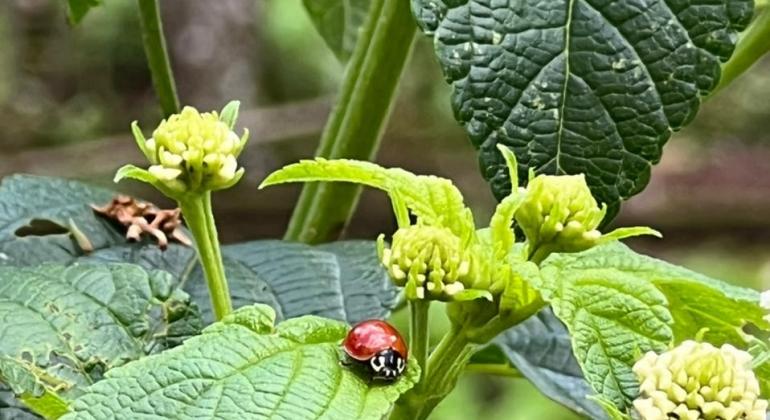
<box><xmin>409</xmin><ymin>300</ymin><xmax>430</xmax><ymax>387</ymax></box>
<box><xmin>137</xmin><ymin>0</ymin><xmax>180</xmax><ymax>117</ymax></box>
<box><xmin>712</xmin><ymin>3</ymin><xmax>770</xmax><ymax>95</ymax></box>
<box><xmin>390</xmin><ymin>327</ymin><xmax>475</xmax><ymax>420</ymax></box>
<box><xmin>180</xmin><ymin>193</ymin><xmax>232</xmax><ymax>320</ymax></box>
<box><xmin>284</xmin><ymin>0</ymin><xmax>417</xmax><ymax>244</ymax></box>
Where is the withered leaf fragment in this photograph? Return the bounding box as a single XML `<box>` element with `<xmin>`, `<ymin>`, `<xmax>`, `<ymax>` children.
<box><xmin>91</xmin><ymin>195</ymin><xmax>192</xmax><ymax>250</ymax></box>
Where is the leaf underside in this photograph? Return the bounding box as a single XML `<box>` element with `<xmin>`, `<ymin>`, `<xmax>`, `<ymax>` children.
<box><xmin>494</xmin><ymin>309</ymin><xmax>607</xmax><ymax>419</ymax></box>
<box><xmin>412</xmin><ymin>0</ymin><xmax>753</xmax><ymax>218</ymax></box>
<box><xmin>61</xmin><ymin>305</ymin><xmax>419</xmax><ymax>420</ymax></box>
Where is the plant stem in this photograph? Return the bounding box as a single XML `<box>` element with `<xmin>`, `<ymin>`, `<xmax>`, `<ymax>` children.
<box><xmin>180</xmin><ymin>193</ymin><xmax>232</xmax><ymax>320</ymax></box>
<box><xmin>390</xmin><ymin>327</ymin><xmax>475</xmax><ymax>420</ymax></box>
<box><xmin>137</xmin><ymin>0</ymin><xmax>180</xmax><ymax>117</ymax></box>
<box><xmin>409</xmin><ymin>300</ymin><xmax>430</xmax><ymax>387</ymax></box>
<box><xmin>284</xmin><ymin>0</ymin><xmax>417</xmax><ymax>244</ymax></box>
<box><xmin>463</xmin><ymin>363</ymin><xmax>523</xmax><ymax>377</ymax></box>
<box><xmin>712</xmin><ymin>3</ymin><xmax>770</xmax><ymax>95</ymax></box>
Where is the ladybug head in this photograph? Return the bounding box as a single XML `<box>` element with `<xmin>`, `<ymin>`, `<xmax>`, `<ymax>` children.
<box><xmin>369</xmin><ymin>348</ymin><xmax>406</xmax><ymax>380</ymax></box>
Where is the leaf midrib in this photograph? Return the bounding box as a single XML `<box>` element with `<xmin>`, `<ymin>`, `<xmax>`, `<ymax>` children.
<box><xmin>553</xmin><ymin>0</ymin><xmax>575</xmax><ymax>175</ymax></box>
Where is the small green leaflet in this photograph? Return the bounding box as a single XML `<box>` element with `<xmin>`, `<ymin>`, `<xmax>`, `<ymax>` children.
<box><xmin>260</xmin><ymin>158</ymin><xmax>475</xmax><ymax>242</ymax></box>
<box><xmin>62</xmin><ymin>305</ymin><xmax>419</xmax><ymax>420</ymax></box>
<box><xmin>412</xmin><ymin>0</ymin><xmax>753</xmax><ymax>219</ymax></box>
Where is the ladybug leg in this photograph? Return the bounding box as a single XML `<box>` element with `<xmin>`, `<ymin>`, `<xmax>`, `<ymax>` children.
<box><xmin>339</xmin><ymin>353</ymin><xmax>354</xmax><ymax>367</ymax></box>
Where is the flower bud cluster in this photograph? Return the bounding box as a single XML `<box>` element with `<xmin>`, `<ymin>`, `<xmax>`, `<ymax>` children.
<box><xmin>378</xmin><ymin>225</ymin><xmax>473</xmax><ymax>301</ymax></box>
<box><xmin>515</xmin><ymin>174</ymin><xmax>605</xmax><ymax>254</ymax></box>
<box><xmin>633</xmin><ymin>340</ymin><xmax>767</xmax><ymax>420</ymax></box>
<box><xmin>137</xmin><ymin>106</ymin><xmax>248</xmax><ymax>194</ymax></box>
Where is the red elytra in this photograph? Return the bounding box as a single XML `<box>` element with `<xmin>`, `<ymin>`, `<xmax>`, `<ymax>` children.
<box><xmin>343</xmin><ymin>319</ymin><xmax>408</xmax><ymax>361</ymax></box>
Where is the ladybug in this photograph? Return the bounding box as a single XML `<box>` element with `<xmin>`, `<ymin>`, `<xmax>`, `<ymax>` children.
<box><xmin>343</xmin><ymin>319</ymin><xmax>408</xmax><ymax>381</ymax></box>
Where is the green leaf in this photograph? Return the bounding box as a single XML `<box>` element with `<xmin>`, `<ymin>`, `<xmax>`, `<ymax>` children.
<box><xmin>0</xmin><ymin>357</ymin><xmax>69</xmax><ymax>419</ymax></box>
<box><xmin>61</xmin><ymin>305</ymin><xmax>419</xmax><ymax>420</ymax></box>
<box><xmin>539</xmin><ymin>242</ymin><xmax>770</xmax><ymax>409</ymax></box>
<box><xmin>260</xmin><ymin>158</ymin><xmax>475</xmax><ymax>241</ymax></box>
<box><xmin>0</xmin><ymin>175</ymin><xmax>122</xmax><ymax>265</ymax></box>
<box><xmin>539</xmin><ymin>250</ymin><xmax>673</xmax><ymax>408</ymax></box>
<box><xmin>185</xmin><ymin>240</ymin><xmax>399</xmax><ymax>325</ymax></box>
<box><xmin>599</xmin><ymin>226</ymin><xmax>662</xmax><ymax>244</ymax></box>
<box><xmin>0</xmin><ymin>175</ymin><xmax>405</xmax><ymax>416</ymax></box>
<box><xmin>303</xmin><ymin>0</ymin><xmax>372</xmax><ymax>61</ymax></box>
<box><xmin>412</xmin><ymin>0</ymin><xmax>753</xmax><ymax>218</ymax></box>
<box><xmin>492</xmin><ymin>309</ymin><xmax>608</xmax><ymax>419</ymax></box>
<box><xmin>548</xmin><ymin>243</ymin><xmax>769</xmax><ymax>346</ymax></box>
<box><xmin>66</xmin><ymin>0</ymin><xmax>102</xmax><ymax>25</ymax></box>
<box><xmin>0</xmin><ymin>175</ymin><xmax>399</xmax><ymax>327</ymax></box>
<box><xmin>0</xmin><ymin>264</ymin><xmax>201</xmax><ymax>401</ymax></box>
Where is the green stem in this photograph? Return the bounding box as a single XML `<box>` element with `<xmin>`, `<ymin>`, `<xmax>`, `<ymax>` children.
<box><xmin>463</xmin><ymin>363</ymin><xmax>523</xmax><ymax>377</ymax></box>
<box><xmin>180</xmin><ymin>193</ymin><xmax>232</xmax><ymax>320</ymax></box>
<box><xmin>409</xmin><ymin>300</ymin><xmax>430</xmax><ymax>387</ymax></box>
<box><xmin>390</xmin><ymin>327</ymin><xmax>475</xmax><ymax>420</ymax></box>
<box><xmin>284</xmin><ymin>0</ymin><xmax>417</xmax><ymax>244</ymax></box>
<box><xmin>137</xmin><ymin>0</ymin><xmax>180</xmax><ymax>117</ymax></box>
<box><xmin>712</xmin><ymin>3</ymin><xmax>770</xmax><ymax>95</ymax></box>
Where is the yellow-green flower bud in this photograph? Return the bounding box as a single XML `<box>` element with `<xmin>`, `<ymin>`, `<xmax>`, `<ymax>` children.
<box><xmin>515</xmin><ymin>174</ymin><xmax>605</xmax><ymax>255</ymax></box>
<box><xmin>378</xmin><ymin>225</ymin><xmax>473</xmax><ymax>301</ymax></box>
<box><xmin>136</xmin><ymin>106</ymin><xmax>248</xmax><ymax>194</ymax></box>
<box><xmin>633</xmin><ymin>340</ymin><xmax>768</xmax><ymax>420</ymax></box>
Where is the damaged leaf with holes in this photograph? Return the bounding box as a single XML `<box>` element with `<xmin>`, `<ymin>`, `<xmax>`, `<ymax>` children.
<box><xmin>0</xmin><ymin>263</ymin><xmax>201</xmax><ymax>416</ymax></box>
<box><xmin>61</xmin><ymin>305</ymin><xmax>419</xmax><ymax>420</ymax></box>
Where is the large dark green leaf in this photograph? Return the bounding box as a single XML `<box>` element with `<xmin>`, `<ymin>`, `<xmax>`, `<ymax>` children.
<box><xmin>0</xmin><ymin>176</ymin><xmax>399</xmax><ymax>328</ymax></box>
<box><xmin>185</xmin><ymin>240</ymin><xmax>399</xmax><ymax>324</ymax></box>
<box><xmin>494</xmin><ymin>309</ymin><xmax>606</xmax><ymax>419</ymax></box>
<box><xmin>303</xmin><ymin>0</ymin><xmax>372</xmax><ymax>61</ymax></box>
<box><xmin>61</xmin><ymin>305</ymin><xmax>419</xmax><ymax>420</ymax></box>
<box><xmin>412</xmin><ymin>0</ymin><xmax>753</xmax><ymax>217</ymax></box>
<box><xmin>0</xmin><ymin>175</ymin><xmax>401</xmax><ymax>416</ymax></box>
<box><xmin>0</xmin><ymin>264</ymin><xmax>201</xmax><ymax>412</ymax></box>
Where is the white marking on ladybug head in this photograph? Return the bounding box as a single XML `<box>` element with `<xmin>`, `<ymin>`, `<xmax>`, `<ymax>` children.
<box><xmin>396</xmin><ymin>356</ymin><xmax>405</xmax><ymax>373</ymax></box>
<box><xmin>370</xmin><ymin>355</ymin><xmax>385</xmax><ymax>372</ymax></box>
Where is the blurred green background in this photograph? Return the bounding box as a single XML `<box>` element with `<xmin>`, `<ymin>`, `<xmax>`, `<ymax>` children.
<box><xmin>1</xmin><ymin>1</ymin><xmax>769</xmax><ymax>418</ymax></box>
